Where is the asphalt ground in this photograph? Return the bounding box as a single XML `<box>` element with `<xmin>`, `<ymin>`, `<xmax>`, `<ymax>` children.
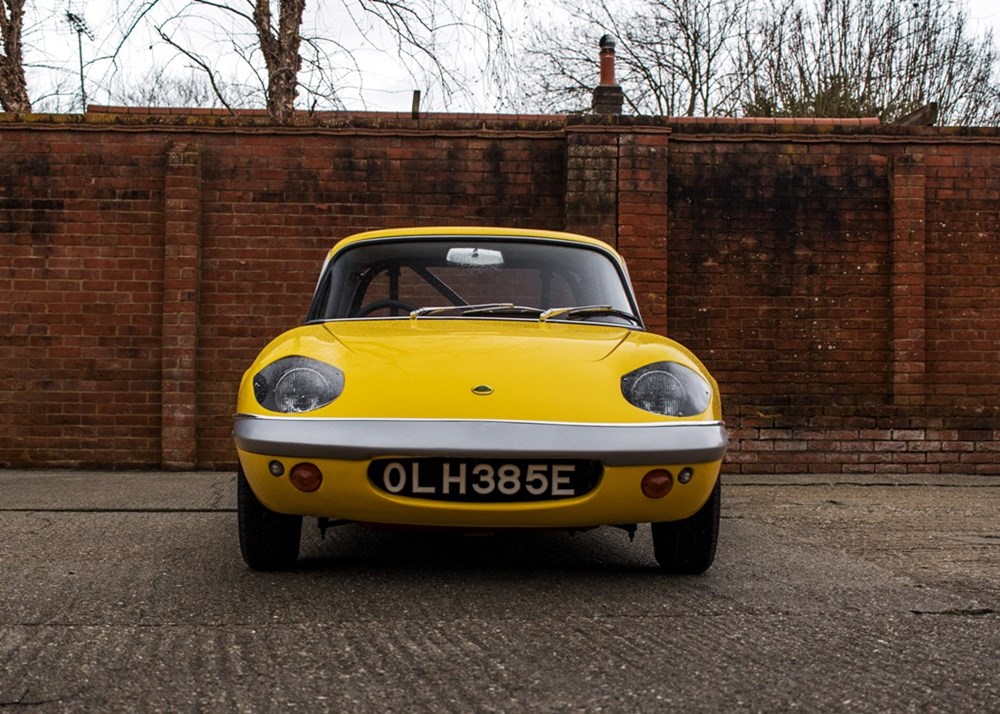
<box><xmin>1</xmin><ymin>470</ymin><xmax>998</xmax><ymax>712</ymax></box>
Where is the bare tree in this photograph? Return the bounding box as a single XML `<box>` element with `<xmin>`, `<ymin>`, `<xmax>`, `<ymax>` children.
<box><xmin>739</xmin><ymin>0</ymin><xmax>1000</xmax><ymax>124</ymax></box>
<box><xmin>521</xmin><ymin>0</ymin><xmax>750</xmax><ymax>116</ymax></box>
<box><xmin>629</xmin><ymin>0</ymin><xmax>749</xmax><ymax>116</ymax></box>
<box><xmin>0</xmin><ymin>0</ymin><xmax>31</xmax><ymax>111</ymax></box>
<box><xmin>101</xmin><ymin>0</ymin><xmax>514</xmax><ymax>123</ymax></box>
<box><xmin>109</xmin><ymin>67</ymin><xmax>229</xmax><ymax>107</ymax></box>
<box><xmin>522</xmin><ymin>0</ymin><xmax>1000</xmax><ymax>125</ymax></box>
<box><xmin>254</xmin><ymin>0</ymin><xmax>303</xmax><ymax>121</ymax></box>
<box><xmin>141</xmin><ymin>0</ymin><xmax>305</xmax><ymax>122</ymax></box>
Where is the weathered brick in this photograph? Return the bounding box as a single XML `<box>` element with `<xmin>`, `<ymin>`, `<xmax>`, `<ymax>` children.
<box><xmin>2</xmin><ymin>115</ymin><xmax>999</xmax><ymax>469</ymax></box>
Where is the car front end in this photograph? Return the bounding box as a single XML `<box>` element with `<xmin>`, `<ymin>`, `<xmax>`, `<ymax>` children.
<box><xmin>234</xmin><ymin>228</ymin><xmax>727</xmax><ymax>572</ymax></box>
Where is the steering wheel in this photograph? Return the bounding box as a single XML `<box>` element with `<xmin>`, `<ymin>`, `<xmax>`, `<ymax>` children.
<box><xmin>356</xmin><ymin>299</ymin><xmax>417</xmax><ymax>317</ymax></box>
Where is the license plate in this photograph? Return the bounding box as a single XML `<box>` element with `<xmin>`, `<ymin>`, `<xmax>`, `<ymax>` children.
<box><xmin>367</xmin><ymin>458</ymin><xmax>602</xmax><ymax>502</ymax></box>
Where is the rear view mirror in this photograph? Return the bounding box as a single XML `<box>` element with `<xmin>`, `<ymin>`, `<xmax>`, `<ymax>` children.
<box><xmin>446</xmin><ymin>247</ymin><xmax>504</xmax><ymax>268</ymax></box>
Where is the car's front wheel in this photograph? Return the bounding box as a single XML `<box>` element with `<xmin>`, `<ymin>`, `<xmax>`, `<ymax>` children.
<box><xmin>651</xmin><ymin>480</ymin><xmax>720</xmax><ymax>574</ymax></box>
<box><xmin>237</xmin><ymin>465</ymin><xmax>302</xmax><ymax>570</ymax></box>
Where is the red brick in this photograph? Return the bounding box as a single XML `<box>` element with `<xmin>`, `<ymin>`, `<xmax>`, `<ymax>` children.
<box><xmin>2</xmin><ymin>116</ymin><xmax>1000</xmax><ymax>468</ymax></box>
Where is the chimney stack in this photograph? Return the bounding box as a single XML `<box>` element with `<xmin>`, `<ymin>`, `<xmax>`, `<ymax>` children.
<box><xmin>592</xmin><ymin>35</ymin><xmax>624</xmax><ymax>115</ymax></box>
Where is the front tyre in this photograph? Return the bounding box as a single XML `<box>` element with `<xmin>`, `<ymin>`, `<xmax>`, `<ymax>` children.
<box><xmin>651</xmin><ymin>480</ymin><xmax>720</xmax><ymax>574</ymax></box>
<box><xmin>237</xmin><ymin>465</ymin><xmax>302</xmax><ymax>571</ymax></box>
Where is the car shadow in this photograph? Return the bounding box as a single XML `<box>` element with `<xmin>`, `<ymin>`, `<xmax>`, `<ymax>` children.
<box><xmin>293</xmin><ymin>521</ymin><xmax>663</xmax><ymax>577</ymax></box>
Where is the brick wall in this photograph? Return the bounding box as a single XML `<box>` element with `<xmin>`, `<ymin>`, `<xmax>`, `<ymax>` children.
<box><xmin>1</xmin><ymin>129</ymin><xmax>166</xmax><ymax>466</ymax></box>
<box><xmin>1</xmin><ymin>111</ymin><xmax>997</xmax><ymax>474</ymax></box>
<box><xmin>663</xmin><ymin>122</ymin><xmax>1000</xmax><ymax>474</ymax></box>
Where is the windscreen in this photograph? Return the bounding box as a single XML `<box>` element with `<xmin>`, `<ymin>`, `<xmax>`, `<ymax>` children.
<box><xmin>309</xmin><ymin>237</ymin><xmax>639</xmax><ymax>325</ymax></box>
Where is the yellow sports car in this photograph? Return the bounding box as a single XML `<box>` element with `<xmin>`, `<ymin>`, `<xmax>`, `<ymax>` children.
<box><xmin>234</xmin><ymin>227</ymin><xmax>727</xmax><ymax>572</ymax></box>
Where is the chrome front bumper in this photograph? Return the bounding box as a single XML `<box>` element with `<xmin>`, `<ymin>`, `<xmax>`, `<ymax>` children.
<box><xmin>233</xmin><ymin>415</ymin><xmax>728</xmax><ymax>467</ymax></box>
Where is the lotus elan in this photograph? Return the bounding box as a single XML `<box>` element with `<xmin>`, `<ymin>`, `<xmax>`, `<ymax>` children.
<box><xmin>233</xmin><ymin>227</ymin><xmax>727</xmax><ymax>572</ymax></box>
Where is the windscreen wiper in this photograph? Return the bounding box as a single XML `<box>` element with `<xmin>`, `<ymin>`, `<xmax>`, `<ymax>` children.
<box><xmin>410</xmin><ymin>303</ymin><xmax>638</xmax><ymax>324</ymax></box>
<box><xmin>539</xmin><ymin>305</ymin><xmax>642</xmax><ymax>325</ymax></box>
<box><xmin>409</xmin><ymin>303</ymin><xmax>512</xmax><ymax>318</ymax></box>
<box><xmin>462</xmin><ymin>304</ymin><xmax>545</xmax><ymax>317</ymax></box>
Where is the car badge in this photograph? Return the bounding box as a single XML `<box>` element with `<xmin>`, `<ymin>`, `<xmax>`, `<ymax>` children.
<box><xmin>471</xmin><ymin>384</ymin><xmax>494</xmax><ymax>396</ymax></box>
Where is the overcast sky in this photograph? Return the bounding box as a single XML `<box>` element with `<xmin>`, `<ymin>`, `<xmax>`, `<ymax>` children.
<box><xmin>22</xmin><ymin>0</ymin><xmax>1000</xmax><ymax>115</ymax></box>
<box><xmin>968</xmin><ymin>0</ymin><xmax>998</xmax><ymax>28</ymax></box>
